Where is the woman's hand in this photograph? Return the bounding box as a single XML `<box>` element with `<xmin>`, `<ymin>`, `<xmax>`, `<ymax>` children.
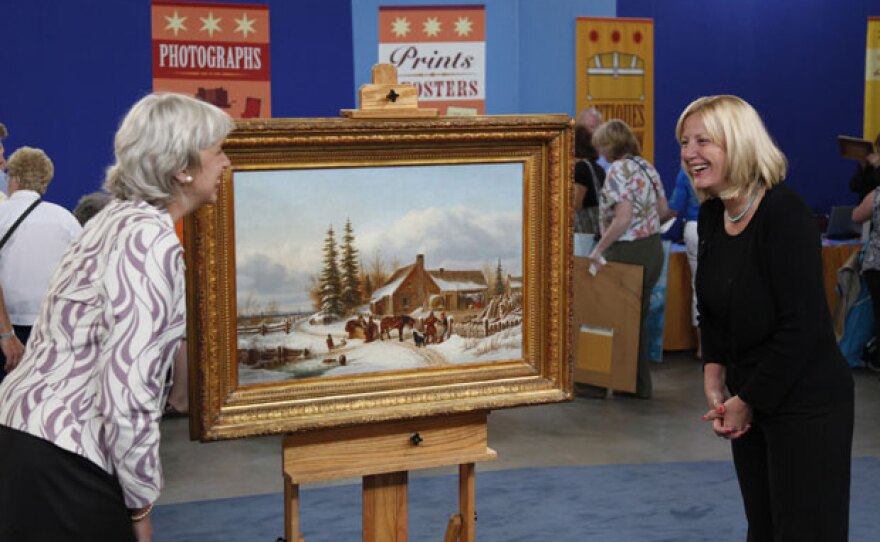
<box><xmin>717</xmin><ymin>395</ymin><xmax>753</xmax><ymax>439</ymax></box>
<box><xmin>1</xmin><ymin>333</ymin><xmax>24</xmax><ymax>372</ymax></box>
<box><xmin>132</xmin><ymin>514</ymin><xmax>153</xmax><ymax>542</ymax></box>
<box><xmin>587</xmin><ymin>251</ymin><xmax>607</xmax><ymax>275</ymax></box>
<box><xmin>867</xmin><ymin>151</ymin><xmax>880</xmax><ymax>168</ymax></box>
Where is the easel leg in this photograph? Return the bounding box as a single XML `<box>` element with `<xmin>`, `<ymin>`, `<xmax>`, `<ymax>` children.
<box><xmin>459</xmin><ymin>463</ymin><xmax>475</xmax><ymax>542</ymax></box>
<box><xmin>363</xmin><ymin>471</ymin><xmax>408</xmax><ymax>542</ymax></box>
<box><xmin>284</xmin><ymin>474</ymin><xmax>303</xmax><ymax>542</ymax></box>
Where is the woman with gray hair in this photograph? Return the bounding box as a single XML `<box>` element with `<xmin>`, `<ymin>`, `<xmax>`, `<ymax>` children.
<box><xmin>0</xmin><ymin>93</ymin><xmax>233</xmax><ymax>541</ymax></box>
<box><xmin>0</xmin><ymin>147</ymin><xmax>81</xmax><ymax>382</ymax></box>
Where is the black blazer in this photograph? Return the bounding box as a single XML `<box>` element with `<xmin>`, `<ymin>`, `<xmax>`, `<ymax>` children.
<box><xmin>696</xmin><ymin>183</ymin><xmax>853</xmax><ymax>416</ymax></box>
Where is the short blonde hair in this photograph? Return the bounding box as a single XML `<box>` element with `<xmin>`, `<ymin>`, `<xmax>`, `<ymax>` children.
<box><xmin>591</xmin><ymin>119</ymin><xmax>641</xmax><ymax>162</ymax></box>
<box><xmin>7</xmin><ymin>146</ymin><xmax>54</xmax><ymax>194</ymax></box>
<box><xmin>676</xmin><ymin>95</ymin><xmax>786</xmax><ymax>200</ymax></box>
<box><xmin>103</xmin><ymin>93</ymin><xmax>233</xmax><ymax>208</ymax></box>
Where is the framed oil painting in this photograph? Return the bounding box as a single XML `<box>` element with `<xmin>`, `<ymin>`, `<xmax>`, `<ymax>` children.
<box><xmin>186</xmin><ymin>115</ymin><xmax>573</xmax><ymax>440</ymax></box>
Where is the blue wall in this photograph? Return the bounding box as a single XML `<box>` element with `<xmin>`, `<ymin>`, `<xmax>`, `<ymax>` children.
<box><xmin>352</xmin><ymin>0</ymin><xmax>614</xmax><ymax>115</ymax></box>
<box><xmin>618</xmin><ymin>0</ymin><xmax>878</xmax><ymax>212</ymax></box>
<box><xmin>0</xmin><ymin>0</ymin><xmax>354</xmax><ymax>210</ymax></box>
<box><xmin>3</xmin><ymin>0</ymin><xmax>877</xmax><ymax>212</ymax></box>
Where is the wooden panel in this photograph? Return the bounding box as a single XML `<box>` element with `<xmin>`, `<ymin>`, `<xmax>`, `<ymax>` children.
<box><xmin>662</xmin><ymin>251</ymin><xmax>697</xmax><ymax>351</ymax></box>
<box><xmin>283</xmin><ymin>412</ymin><xmax>496</xmax><ymax>483</ymax></box>
<box><xmin>459</xmin><ymin>464</ymin><xmax>475</xmax><ymax>542</ymax></box>
<box><xmin>363</xmin><ymin>472</ymin><xmax>408</xmax><ymax>542</ymax></box>
<box><xmin>572</xmin><ymin>257</ymin><xmax>642</xmax><ymax>392</ymax></box>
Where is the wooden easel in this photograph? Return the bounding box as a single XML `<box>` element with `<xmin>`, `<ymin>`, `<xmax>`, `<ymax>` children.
<box><xmin>282</xmin><ymin>411</ymin><xmax>496</xmax><ymax>542</ymax></box>
<box><xmin>282</xmin><ymin>66</ymin><xmax>493</xmax><ymax>542</ymax></box>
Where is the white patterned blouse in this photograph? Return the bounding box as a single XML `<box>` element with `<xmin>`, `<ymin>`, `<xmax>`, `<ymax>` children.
<box><xmin>0</xmin><ymin>199</ymin><xmax>186</xmax><ymax>508</ymax></box>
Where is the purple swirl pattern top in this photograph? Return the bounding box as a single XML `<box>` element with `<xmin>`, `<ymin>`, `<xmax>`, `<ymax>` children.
<box><xmin>0</xmin><ymin>199</ymin><xmax>186</xmax><ymax>508</ymax></box>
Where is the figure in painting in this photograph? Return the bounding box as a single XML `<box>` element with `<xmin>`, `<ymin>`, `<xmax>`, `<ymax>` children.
<box><xmin>424</xmin><ymin>311</ymin><xmax>438</xmax><ymax>344</ymax></box>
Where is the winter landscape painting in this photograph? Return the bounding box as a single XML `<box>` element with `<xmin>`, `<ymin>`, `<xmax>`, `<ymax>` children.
<box><xmin>233</xmin><ymin>163</ymin><xmax>524</xmax><ymax>385</ymax></box>
<box><xmin>185</xmin><ymin>115</ymin><xmax>571</xmax><ymax>440</ymax></box>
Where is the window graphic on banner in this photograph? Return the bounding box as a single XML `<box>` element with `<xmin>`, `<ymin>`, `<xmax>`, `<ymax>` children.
<box><xmin>379</xmin><ymin>5</ymin><xmax>485</xmax><ymax>115</ymax></box>
<box><xmin>865</xmin><ymin>17</ymin><xmax>880</xmax><ymax>141</ymax></box>
<box><xmin>151</xmin><ymin>0</ymin><xmax>271</xmax><ymax>119</ymax></box>
<box><xmin>576</xmin><ymin>17</ymin><xmax>654</xmax><ymax>162</ymax></box>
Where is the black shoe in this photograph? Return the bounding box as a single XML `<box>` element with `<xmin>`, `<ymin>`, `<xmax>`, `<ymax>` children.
<box><xmin>574</xmin><ymin>384</ymin><xmax>607</xmax><ymax>399</ymax></box>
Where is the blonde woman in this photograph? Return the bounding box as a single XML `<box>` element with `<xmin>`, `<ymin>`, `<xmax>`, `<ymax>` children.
<box><xmin>0</xmin><ymin>93</ymin><xmax>233</xmax><ymax>541</ymax></box>
<box><xmin>680</xmin><ymin>95</ymin><xmax>853</xmax><ymax>540</ymax></box>
<box><xmin>586</xmin><ymin>119</ymin><xmax>672</xmax><ymax>399</ymax></box>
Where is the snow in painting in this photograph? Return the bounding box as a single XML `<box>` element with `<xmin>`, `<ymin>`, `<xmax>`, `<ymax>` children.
<box><xmin>234</xmin><ymin>162</ymin><xmax>524</xmax><ymax>385</ymax></box>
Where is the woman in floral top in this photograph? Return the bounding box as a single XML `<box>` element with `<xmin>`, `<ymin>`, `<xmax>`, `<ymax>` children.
<box><xmin>585</xmin><ymin>119</ymin><xmax>672</xmax><ymax>399</ymax></box>
<box><xmin>0</xmin><ymin>93</ymin><xmax>233</xmax><ymax>542</ymax></box>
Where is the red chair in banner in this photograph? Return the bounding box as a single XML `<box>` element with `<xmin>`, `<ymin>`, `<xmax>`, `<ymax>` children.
<box><xmin>241</xmin><ymin>97</ymin><xmax>261</xmax><ymax>118</ymax></box>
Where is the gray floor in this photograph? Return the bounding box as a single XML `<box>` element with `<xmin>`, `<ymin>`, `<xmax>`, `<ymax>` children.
<box><xmin>157</xmin><ymin>353</ymin><xmax>880</xmax><ymax>506</ymax></box>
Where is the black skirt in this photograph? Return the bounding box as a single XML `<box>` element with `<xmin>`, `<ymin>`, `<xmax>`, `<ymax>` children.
<box><xmin>0</xmin><ymin>425</ymin><xmax>135</xmax><ymax>541</ymax></box>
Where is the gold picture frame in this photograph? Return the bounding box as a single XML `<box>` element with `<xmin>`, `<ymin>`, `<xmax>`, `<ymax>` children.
<box><xmin>185</xmin><ymin>115</ymin><xmax>573</xmax><ymax>441</ymax></box>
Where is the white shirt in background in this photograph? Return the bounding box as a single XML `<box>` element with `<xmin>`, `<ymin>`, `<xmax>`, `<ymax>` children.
<box><xmin>0</xmin><ymin>189</ymin><xmax>81</xmax><ymax>325</ymax></box>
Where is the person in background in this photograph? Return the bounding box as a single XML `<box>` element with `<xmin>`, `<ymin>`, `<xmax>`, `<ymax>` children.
<box><xmin>680</xmin><ymin>95</ymin><xmax>853</xmax><ymax>541</ymax></box>
<box><xmin>575</xmin><ymin>107</ymin><xmax>610</xmax><ymax>171</ymax></box>
<box><xmin>0</xmin><ymin>123</ymin><xmax>8</xmax><ymax>198</ymax></box>
<box><xmin>0</xmin><ymin>125</ymin><xmax>20</xmax><ymax>374</ymax></box>
<box><xmin>72</xmin><ymin>190</ymin><xmax>112</xmax><ymax>226</ymax></box>
<box><xmin>0</xmin><ymin>290</ymin><xmax>22</xmax><ymax>382</ymax></box>
<box><xmin>668</xmin><ymin>167</ymin><xmax>703</xmax><ymax>359</ymax></box>
<box><xmin>0</xmin><ymin>93</ymin><xmax>233</xmax><ymax>542</ymax></box>
<box><xmin>852</xmin><ymin>184</ymin><xmax>880</xmax><ymax>369</ymax></box>
<box><xmin>572</xmin><ymin>124</ymin><xmax>606</xmax><ymax>234</ymax></box>
<box><xmin>0</xmin><ymin>147</ymin><xmax>82</xmax><ymax>382</ymax></box>
<box><xmin>848</xmin><ymin>133</ymin><xmax>880</xmax><ymax>201</ymax></box>
<box><xmin>585</xmin><ymin>119</ymin><xmax>672</xmax><ymax>399</ymax></box>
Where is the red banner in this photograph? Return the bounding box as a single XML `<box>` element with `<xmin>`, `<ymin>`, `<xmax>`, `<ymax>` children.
<box><xmin>151</xmin><ymin>0</ymin><xmax>271</xmax><ymax>119</ymax></box>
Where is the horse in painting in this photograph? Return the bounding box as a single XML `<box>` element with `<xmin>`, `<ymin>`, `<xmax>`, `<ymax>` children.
<box><xmin>379</xmin><ymin>315</ymin><xmax>416</xmax><ymax>341</ymax></box>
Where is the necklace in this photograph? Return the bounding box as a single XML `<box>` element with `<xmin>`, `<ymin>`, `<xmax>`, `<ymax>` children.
<box><xmin>724</xmin><ymin>190</ymin><xmax>759</xmax><ymax>223</ymax></box>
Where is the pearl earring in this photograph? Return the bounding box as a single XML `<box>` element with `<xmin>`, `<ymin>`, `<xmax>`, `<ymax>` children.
<box><xmin>183</xmin><ymin>175</ymin><xmax>193</xmax><ymax>183</ymax></box>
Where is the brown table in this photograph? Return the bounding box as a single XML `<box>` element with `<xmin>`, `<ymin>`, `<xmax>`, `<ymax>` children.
<box><xmin>662</xmin><ymin>241</ymin><xmax>862</xmax><ymax>351</ymax></box>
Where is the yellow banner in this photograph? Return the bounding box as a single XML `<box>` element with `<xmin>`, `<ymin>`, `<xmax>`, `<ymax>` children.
<box><xmin>576</xmin><ymin>17</ymin><xmax>654</xmax><ymax>162</ymax></box>
<box><xmin>866</xmin><ymin>17</ymin><xmax>880</xmax><ymax>141</ymax></box>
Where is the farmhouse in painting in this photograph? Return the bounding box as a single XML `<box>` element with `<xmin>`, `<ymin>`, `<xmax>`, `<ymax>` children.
<box><xmin>370</xmin><ymin>254</ymin><xmax>488</xmax><ymax>315</ymax></box>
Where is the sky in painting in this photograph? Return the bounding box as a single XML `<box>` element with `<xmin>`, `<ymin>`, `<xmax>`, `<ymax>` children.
<box><xmin>234</xmin><ymin>162</ymin><xmax>524</xmax><ymax>313</ymax></box>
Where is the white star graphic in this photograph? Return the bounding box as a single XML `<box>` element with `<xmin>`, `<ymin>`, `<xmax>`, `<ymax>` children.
<box><xmin>391</xmin><ymin>17</ymin><xmax>410</xmax><ymax>37</ymax></box>
<box><xmin>200</xmin><ymin>12</ymin><xmax>222</xmax><ymax>37</ymax></box>
<box><xmin>234</xmin><ymin>13</ymin><xmax>257</xmax><ymax>38</ymax></box>
<box><xmin>423</xmin><ymin>17</ymin><xmax>441</xmax><ymax>37</ymax></box>
<box><xmin>164</xmin><ymin>10</ymin><xmax>188</xmax><ymax>36</ymax></box>
<box><xmin>454</xmin><ymin>17</ymin><xmax>473</xmax><ymax>37</ymax></box>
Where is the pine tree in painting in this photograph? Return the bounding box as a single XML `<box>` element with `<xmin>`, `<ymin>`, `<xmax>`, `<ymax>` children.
<box><xmin>340</xmin><ymin>218</ymin><xmax>362</xmax><ymax>313</ymax></box>
<box><xmin>494</xmin><ymin>259</ymin><xmax>505</xmax><ymax>296</ymax></box>
<box><xmin>319</xmin><ymin>225</ymin><xmax>343</xmax><ymax>317</ymax></box>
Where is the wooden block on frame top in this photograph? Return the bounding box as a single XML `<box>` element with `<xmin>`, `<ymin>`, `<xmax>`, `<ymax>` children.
<box><xmin>341</xmin><ymin>63</ymin><xmax>439</xmax><ymax>118</ymax></box>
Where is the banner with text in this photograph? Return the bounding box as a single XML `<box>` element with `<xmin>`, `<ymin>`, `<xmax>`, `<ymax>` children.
<box><xmin>379</xmin><ymin>4</ymin><xmax>485</xmax><ymax>115</ymax></box>
<box><xmin>865</xmin><ymin>17</ymin><xmax>880</xmax><ymax>141</ymax></box>
<box><xmin>152</xmin><ymin>0</ymin><xmax>271</xmax><ymax>119</ymax></box>
<box><xmin>576</xmin><ymin>17</ymin><xmax>654</xmax><ymax>163</ymax></box>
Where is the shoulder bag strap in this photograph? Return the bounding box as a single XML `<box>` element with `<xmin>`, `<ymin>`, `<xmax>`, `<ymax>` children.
<box><xmin>0</xmin><ymin>198</ymin><xmax>42</xmax><ymax>252</ymax></box>
<box><xmin>583</xmin><ymin>159</ymin><xmax>600</xmax><ymax>196</ymax></box>
<box><xmin>627</xmin><ymin>157</ymin><xmax>662</xmax><ymax>196</ymax></box>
